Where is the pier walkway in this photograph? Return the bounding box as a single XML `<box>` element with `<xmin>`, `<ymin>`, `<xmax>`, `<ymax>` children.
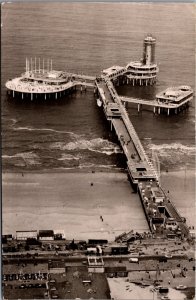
<box><xmin>96</xmin><ymin>76</ymin><xmax>190</xmax><ymax>239</ymax></box>
<box><xmin>120</xmin><ymin>95</ymin><xmax>191</xmax><ymax>114</ymax></box>
<box><xmin>69</xmin><ymin>73</ymin><xmax>96</xmax><ymax>82</ymax></box>
<box><xmin>96</xmin><ymin>77</ymin><xmax>158</xmax><ymax>184</ymax></box>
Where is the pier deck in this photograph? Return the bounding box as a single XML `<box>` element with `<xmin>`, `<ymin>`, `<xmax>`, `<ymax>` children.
<box><xmin>96</xmin><ymin>76</ymin><xmax>190</xmax><ymax>238</ymax></box>
<box><xmin>96</xmin><ymin>78</ymin><xmax>158</xmax><ymax>183</ymax></box>
<box><xmin>120</xmin><ymin>95</ymin><xmax>191</xmax><ymax>110</ymax></box>
<box><xmin>69</xmin><ymin>73</ymin><xmax>96</xmax><ymax>82</ymax></box>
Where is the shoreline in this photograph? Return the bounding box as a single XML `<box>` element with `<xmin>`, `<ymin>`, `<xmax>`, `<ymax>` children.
<box><xmin>2</xmin><ymin>165</ymin><xmax>195</xmax><ymax>175</ymax></box>
<box><xmin>2</xmin><ymin>168</ymin><xmax>195</xmax><ymax>238</ymax></box>
<box><xmin>2</xmin><ymin>167</ymin><xmax>126</xmax><ymax>175</ymax></box>
<box><xmin>2</xmin><ymin>171</ymin><xmax>149</xmax><ymax>239</ymax></box>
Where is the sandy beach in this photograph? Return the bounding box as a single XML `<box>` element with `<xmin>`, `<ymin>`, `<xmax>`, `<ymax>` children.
<box><xmin>2</xmin><ymin>168</ymin><xmax>195</xmax><ymax>240</ymax></box>
<box><xmin>2</xmin><ymin>171</ymin><xmax>149</xmax><ymax>240</ymax></box>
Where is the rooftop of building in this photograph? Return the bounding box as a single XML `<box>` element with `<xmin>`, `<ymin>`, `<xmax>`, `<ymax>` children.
<box><xmin>3</xmin><ymin>285</ymin><xmax>47</xmax><ymax>300</ymax></box>
<box><xmin>49</xmin><ymin>267</ymin><xmax>110</xmax><ymax>299</ymax></box>
<box><xmin>127</xmin><ymin>61</ymin><xmax>157</xmax><ymax>69</ymax></box>
<box><xmin>102</xmin><ymin>65</ymin><xmax>125</xmax><ymax>76</ymax></box>
<box><xmin>49</xmin><ymin>261</ymin><xmax>65</xmax><ymax>269</ymax></box>
<box><xmin>144</xmin><ymin>35</ymin><xmax>156</xmax><ymax>42</ymax></box>
<box><xmin>156</xmin><ymin>86</ymin><xmax>193</xmax><ymax>101</ymax></box>
<box><xmin>3</xmin><ymin>263</ymin><xmax>48</xmax><ymax>275</ymax></box>
<box><xmin>39</xmin><ymin>230</ymin><xmax>54</xmax><ymax>237</ymax></box>
<box><xmin>22</xmin><ymin>70</ymin><xmax>70</xmax><ymax>81</ymax></box>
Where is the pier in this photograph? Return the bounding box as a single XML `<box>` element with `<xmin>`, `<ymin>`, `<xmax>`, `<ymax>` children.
<box><xmin>4</xmin><ymin>35</ymin><xmax>192</xmax><ymax>240</ymax></box>
<box><xmin>96</xmin><ymin>75</ymin><xmax>190</xmax><ymax>239</ymax></box>
<box><xmin>120</xmin><ymin>93</ymin><xmax>192</xmax><ymax>115</ymax></box>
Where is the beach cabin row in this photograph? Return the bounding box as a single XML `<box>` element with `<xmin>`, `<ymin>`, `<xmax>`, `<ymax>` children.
<box><xmin>14</xmin><ymin>230</ymin><xmax>65</xmax><ymax>241</ymax></box>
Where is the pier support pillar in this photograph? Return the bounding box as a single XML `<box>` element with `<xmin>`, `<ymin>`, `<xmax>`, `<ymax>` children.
<box><xmin>133</xmin><ymin>79</ymin><xmax>135</xmax><ymax>86</ymax></box>
<box><xmin>31</xmin><ymin>93</ymin><xmax>33</xmax><ymax>101</ymax></box>
<box><xmin>138</xmin><ymin>104</ymin><xmax>140</xmax><ymax>113</ymax></box>
<box><xmin>22</xmin><ymin>93</ymin><xmax>23</xmax><ymax>100</ymax></box>
<box><xmin>153</xmin><ymin>106</ymin><xmax>156</xmax><ymax>114</ymax></box>
<box><xmin>110</xmin><ymin>121</ymin><xmax>112</xmax><ymax>131</ymax></box>
<box><xmin>139</xmin><ymin>79</ymin><xmax>141</xmax><ymax>86</ymax></box>
<box><xmin>13</xmin><ymin>91</ymin><xmax>15</xmax><ymax>98</ymax></box>
<box><xmin>81</xmin><ymin>85</ymin><xmax>83</xmax><ymax>93</ymax></box>
<box><xmin>55</xmin><ymin>93</ymin><xmax>57</xmax><ymax>99</ymax></box>
<box><xmin>167</xmin><ymin>108</ymin><xmax>170</xmax><ymax>116</ymax></box>
<box><xmin>45</xmin><ymin>93</ymin><xmax>46</xmax><ymax>100</ymax></box>
<box><xmin>158</xmin><ymin>107</ymin><xmax>161</xmax><ymax>115</ymax></box>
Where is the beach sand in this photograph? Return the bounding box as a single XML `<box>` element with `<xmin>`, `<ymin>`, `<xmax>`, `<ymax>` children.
<box><xmin>2</xmin><ymin>169</ymin><xmax>195</xmax><ymax>240</ymax></box>
<box><xmin>2</xmin><ymin>171</ymin><xmax>149</xmax><ymax>240</ymax></box>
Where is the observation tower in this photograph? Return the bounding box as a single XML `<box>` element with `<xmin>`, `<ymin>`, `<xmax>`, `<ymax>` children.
<box><xmin>126</xmin><ymin>35</ymin><xmax>159</xmax><ymax>86</ymax></box>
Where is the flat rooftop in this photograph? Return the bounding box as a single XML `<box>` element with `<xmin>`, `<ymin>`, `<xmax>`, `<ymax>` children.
<box><xmin>3</xmin><ymin>263</ymin><xmax>48</xmax><ymax>275</ymax></box>
<box><xmin>127</xmin><ymin>61</ymin><xmax>157</xmax><ymax>69</ymax></box>
<box><xmin>156</xmin><ymin>86</ymin><xmax>193</xmax><ymax>102</ymax></box>
<box><xmin>50</xmin><ymin>266</ymin><xmax>110</xmax><ymax>299</ymax></box>
<box><xmin>102</xmin><ymin>65</ymin><xmax>125</xmax><ymax>76</ymax></box>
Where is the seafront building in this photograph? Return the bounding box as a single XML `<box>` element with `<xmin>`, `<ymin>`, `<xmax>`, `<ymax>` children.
<box><xmin>126</xmin><ymin>35</ymin><xmax>159</xmax><ymax>86</ymax></box>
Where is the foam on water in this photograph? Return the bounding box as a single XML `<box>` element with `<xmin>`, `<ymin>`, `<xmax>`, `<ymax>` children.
<box><xmin>2</xmin><ymin>151</ymin><xmax>41</xmax><ymax>166</ymax></box>
<box><xmin>150</xmin><ymin>142</ymin><xmax>195</xmax><ymax>156</ymax></box>
<box><xmin>147</xmin><ymin>142</ymin><xmax>195</xmax><ymax>169</ymax></box>
<box><xmin>50</xmin><ymin>137</ymin><xmax>121</xmax><ymax>155</ymax></box>
<box><xmin>57</xmin><ymin>153</ymin><xmax>81</xmax><ymax>161</ymax></box>
<box><xmin>13</xmin><ymin>125</ymin><xmax>79</xmax><ymax>137</ymax></box>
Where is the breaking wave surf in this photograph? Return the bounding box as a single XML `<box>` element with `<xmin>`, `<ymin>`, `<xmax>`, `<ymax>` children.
<box><xmin>2</xmin><ymin>151</ymin><xmax>41</xmax><ymax>166</ymax></box>
<box><xmin>13</xmin><ymin>125</ymin><xmax>80</xmax><ymax>137</ymax></box>
<box><xmin>149</xmin><ymin>143</ymin><xmax>195</xmax><ymax>156</ymax></box>
<box><xmin>50</xmin><ymin>138</ymin><xmax>122</xmax><ymax>155</ymax></box>
<box><xmin>147</xmin><ymin>142</ymin><xmax>195</xmax><ymax>169</ymax></box>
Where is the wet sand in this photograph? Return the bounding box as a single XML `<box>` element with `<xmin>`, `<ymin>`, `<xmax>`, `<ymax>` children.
<box><xmin>2</xmin><ymin>169</ymin><xmax>195</xmax><ymax>240</ymax></box>
<box><xmin>2</xmin><ymin>172</ymin><xmax>149</xmax><ymax>240</ymax></box>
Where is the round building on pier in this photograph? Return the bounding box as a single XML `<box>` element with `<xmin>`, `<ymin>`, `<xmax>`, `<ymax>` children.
<box><xmin>126</xmin><ymin>35</ymin><xmax>159</xmax><ymax>86</ymax></box>
<box><xmin>5</xmin><ymin>59</ymin><xmax>77</xmax><ymax>101</ymax></box>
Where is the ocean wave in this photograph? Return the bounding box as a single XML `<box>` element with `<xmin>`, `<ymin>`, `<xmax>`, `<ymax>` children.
<box><xmin>147</xmin><ymin>142</ymin><xmax>195</xmax><ymax>169</ymax></box>
<box><xmin>2</xmin><ymin>182</ymin><xmax>40</xmax><ymax>186</ymax></box>
<box><xmin>50</xmin><ymin>138</ymin><xmax>121</xmax><ymax>155</ymax></box>
<box><xmin>57</xmin><ymin>154</ymin><xmax>81</xmax><ymax>161</ymax></box>
<box><xmin>10</xmin><ymin>118</ymin><xmax>18</xmax><ymax>125</ymax></box>
<box><xmin>78</xmin><ymin>163</ymin><xmax>118</xmax><ymax>170</ymax></box>
<box><xmin>149</xmin><ymin>143</ymin><xmax>195</xmax><ymax>156</ymax></box>
<box><xmin>13</xmin><ymin>125</ymin><xmax>79</xmax><ymax>137</ymax></box>
<box><xmin>2</xmin><ymin>151</ymin><xmax>41</xmax><ymax>166</ymax></box>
